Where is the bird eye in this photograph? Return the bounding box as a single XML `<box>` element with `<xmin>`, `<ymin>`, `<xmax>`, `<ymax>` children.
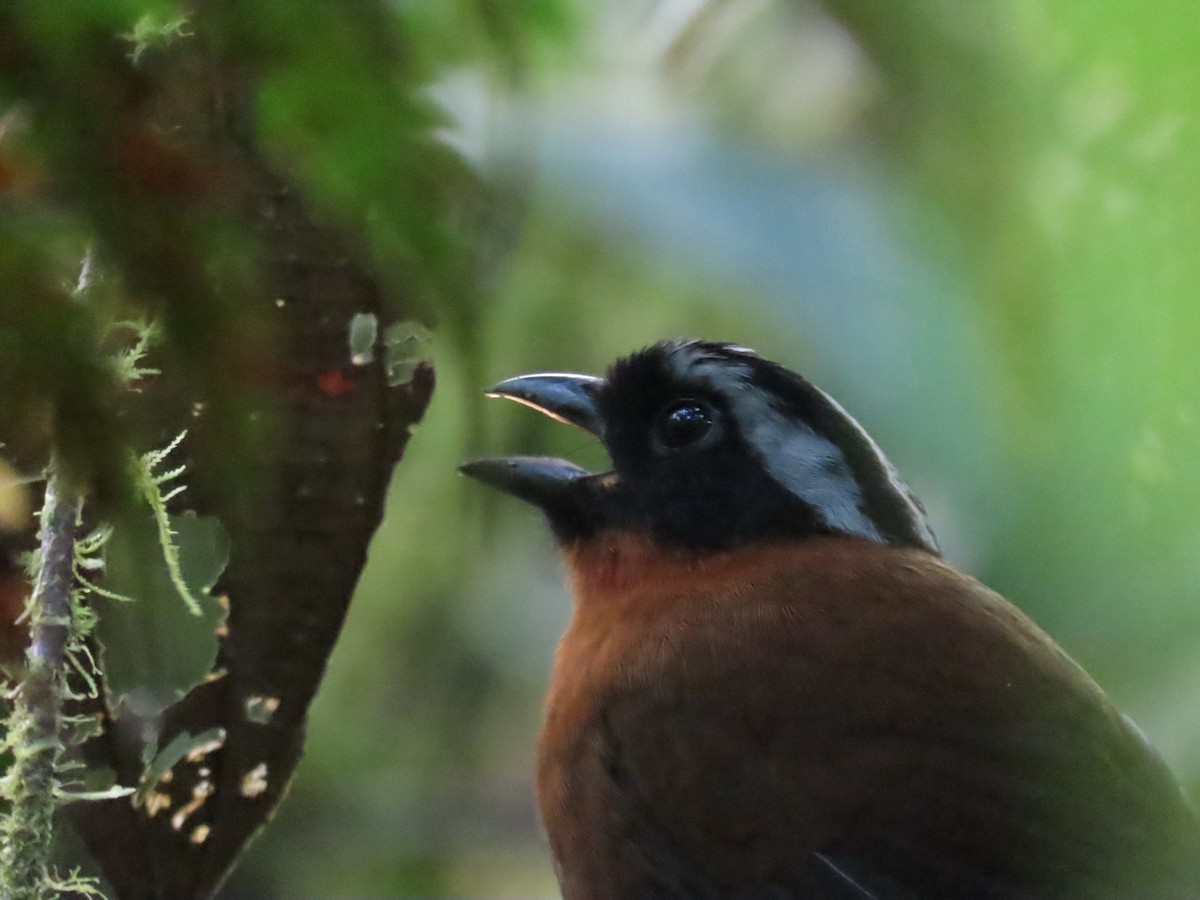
<box><xmin>654</xmin><ymin>400</ymin><xmax>715</xmax><ymax>451</ymax></box>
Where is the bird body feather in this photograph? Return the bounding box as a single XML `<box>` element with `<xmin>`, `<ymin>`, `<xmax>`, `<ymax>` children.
<box><xmin>464</xmin><ymin>341</ymin><xmax>1200</xmax><ymax>899</ymax></box>
<box><xmin>539</xmin><ymin>534</ymin><xmax>1200</xmax><ymax>899</ymax></box>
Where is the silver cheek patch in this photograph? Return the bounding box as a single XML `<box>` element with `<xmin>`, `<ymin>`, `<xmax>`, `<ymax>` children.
<box><xmin>735</xmin><ymin>389</ymin><xmax>883</xmax><ymax>541</ymax></box>
<box><xmin>664</xmin><ymin>344</ymin><xmax>933</xmax><ymax>548</ymax></box>
<box><xmin>812</xmin><ymin>386</ymin><xmax>938</xmax><ymax>551</ymax></box>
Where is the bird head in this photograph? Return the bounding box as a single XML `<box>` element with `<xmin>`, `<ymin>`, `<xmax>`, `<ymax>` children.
<box><xmin>462</xmin><ymin>339</ymin><xmax>938</xmax><ymax>555</ymax></box>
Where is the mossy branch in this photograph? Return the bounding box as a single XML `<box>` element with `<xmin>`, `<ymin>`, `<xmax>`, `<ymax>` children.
<box><xmin>0</xmin><ymin>461</ymin><xmax>80</xmax><ymax>900</ymax></box>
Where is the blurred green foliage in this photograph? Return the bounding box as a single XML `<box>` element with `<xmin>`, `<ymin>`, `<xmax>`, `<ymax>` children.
<box><xmin>3</xmin><ymin>0</ymin><xmax>1200</xmax><ymax>896</ymax></box>
<box><xmin>95</xmin><ymin>511</ymin><xmax>229</xmax><ymax>719</ymax></box>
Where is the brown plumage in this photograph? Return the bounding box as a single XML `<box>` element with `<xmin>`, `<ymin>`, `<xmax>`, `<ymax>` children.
<box><xmin>541</xmin><ymin>535</ymin><xmax>1195</xmax><ymax>898</ymax></box>
<box><xmin>462</xmin><ymin>340</ymin><xmax>1200</xmax><ymax>899</ymax></box>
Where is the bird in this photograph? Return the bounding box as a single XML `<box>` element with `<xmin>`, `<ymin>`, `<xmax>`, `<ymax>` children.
<box><xmin>460</xmin><ymin>338</ymin><xmax>1200</xmax><ymax>900</ymax></box>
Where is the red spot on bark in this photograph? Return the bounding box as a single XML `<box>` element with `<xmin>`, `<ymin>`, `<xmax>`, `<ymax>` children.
<box><xmin>317</xmin><ymin>369</ymin><xmax>355</xmax><ymax>397</ymax></box>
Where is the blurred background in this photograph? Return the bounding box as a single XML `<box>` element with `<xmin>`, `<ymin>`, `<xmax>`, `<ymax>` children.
<box><xmin>5</xmin><ymin>0</ymin><xmax>1200</xmax><ymax>896</ymax></box>
<box><xmin>223</xmin><ymin>1</ymin><xmax>1200</xmax><ymax>895</ymax></box>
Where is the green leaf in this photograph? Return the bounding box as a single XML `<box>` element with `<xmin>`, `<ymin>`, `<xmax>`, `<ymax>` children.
<box><xmin>93</xmin><ymin>512</ymin><xmax>230</xmax><ymax>719</ymax></box>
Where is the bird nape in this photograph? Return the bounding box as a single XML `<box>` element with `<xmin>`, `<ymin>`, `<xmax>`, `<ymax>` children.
<box><xmin>461</xmin><ymin>338</ymin><xmax>1200</xmax><ymax>900</ymax></box>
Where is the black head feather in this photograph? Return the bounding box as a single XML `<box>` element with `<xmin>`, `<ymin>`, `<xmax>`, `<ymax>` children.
<box><xmin>466</xmin><ymin>339</ymin><xmax>938</xmax><ymax>554</ymax></box>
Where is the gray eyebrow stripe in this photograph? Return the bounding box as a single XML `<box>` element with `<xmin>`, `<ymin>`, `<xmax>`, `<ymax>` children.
<box><xmin>813</xmin><ymin>386</ymin><xmax>937</xmax><ymax>549</ymax></box>
<box><xmin>664</xmin><ymin>342</ymin><xmax>936</xmax><ymax>550</ymax></box>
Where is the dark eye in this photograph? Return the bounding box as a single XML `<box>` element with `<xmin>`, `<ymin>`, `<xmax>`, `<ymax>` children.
<box><xmin>654</xmin><ymin>400</ymin><xmax>715</xmax><ymax>451</ymax></box>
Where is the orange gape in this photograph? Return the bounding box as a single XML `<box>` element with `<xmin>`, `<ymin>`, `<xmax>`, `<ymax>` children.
<box><xmin>463</xmin><ymin>339</ymin><xmax>1200</xmax><ymax>899</ymax></box>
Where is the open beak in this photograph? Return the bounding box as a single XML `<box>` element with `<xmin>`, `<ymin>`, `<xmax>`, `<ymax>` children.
<box><xmin>485</xmin><ymin>373</ymin><xmax>605</xmax><ymax>438</ymax></box>
<box><xmin>459</xmin><ymin>372</ymin><xmax>605</xmax><ymax>511</ymax></box>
